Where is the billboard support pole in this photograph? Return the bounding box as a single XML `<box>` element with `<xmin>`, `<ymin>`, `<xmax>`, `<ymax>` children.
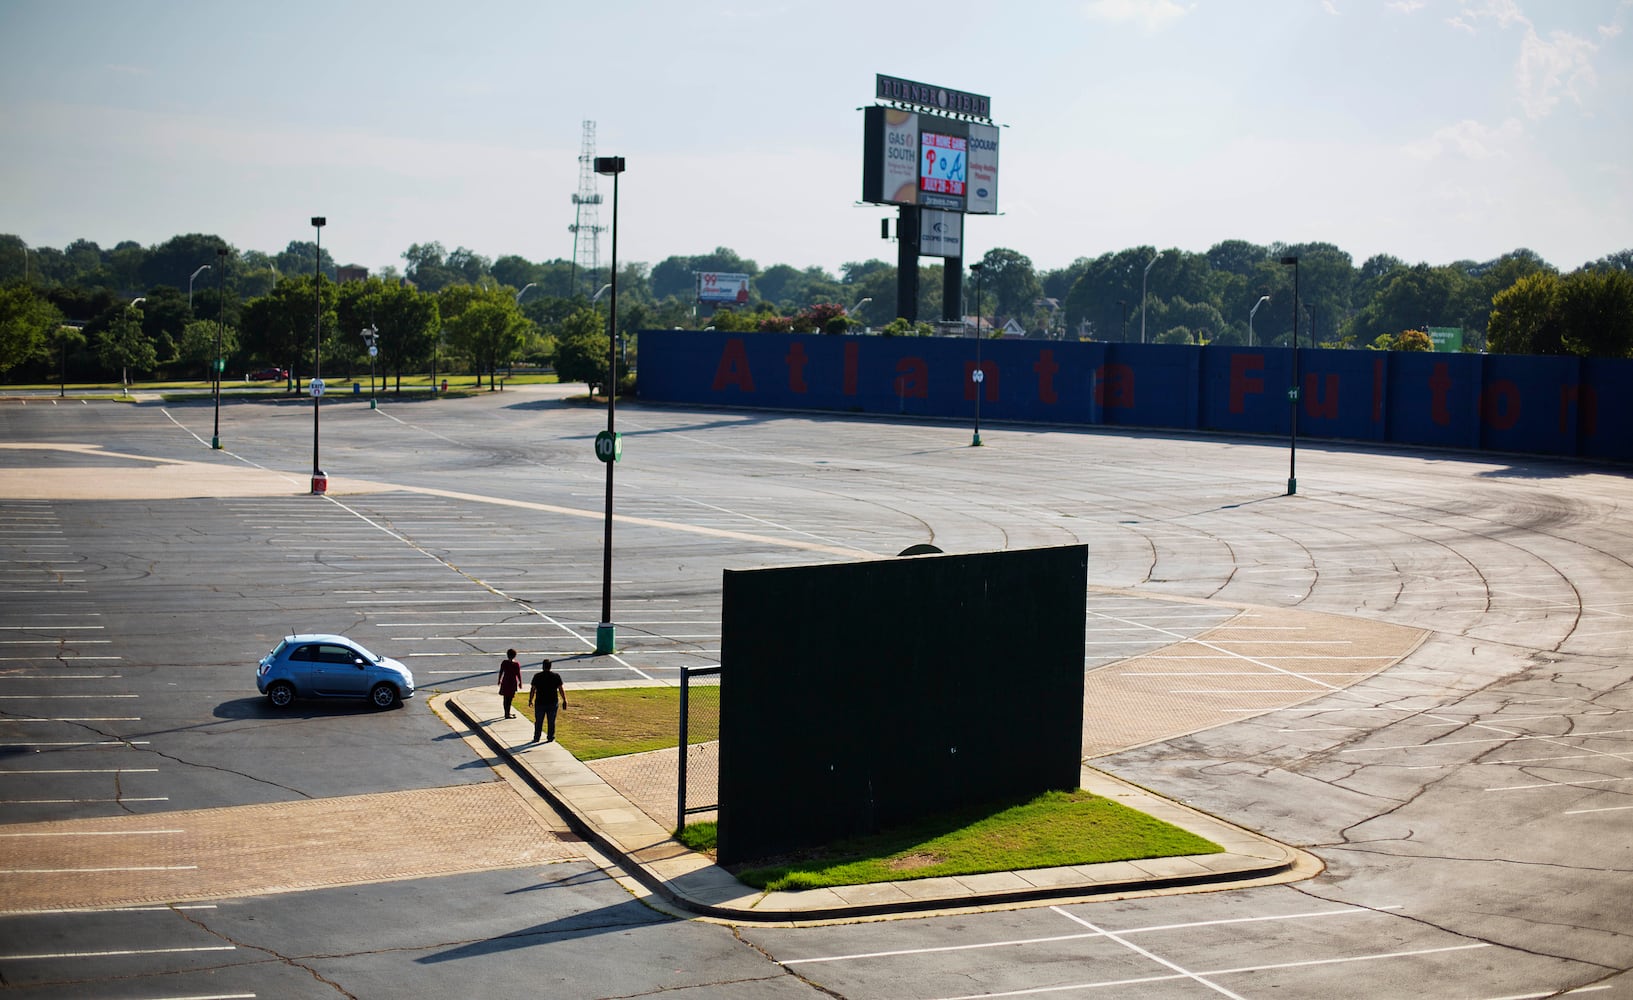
<box><xmin>896</xmin><ymin>207</ymin><xmax>919</xmax><ymax>321</ymax></box>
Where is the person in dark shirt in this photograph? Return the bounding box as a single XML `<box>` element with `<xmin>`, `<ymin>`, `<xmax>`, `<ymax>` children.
<box><xmin>497</xmin><ymin>649</ymin><xmax>522</xmax><ymax>720</ymax></box>
<box><xmin>527</xmin><ymin>659</ymin><xmax>567</xmax><ymax>743</ymax></box>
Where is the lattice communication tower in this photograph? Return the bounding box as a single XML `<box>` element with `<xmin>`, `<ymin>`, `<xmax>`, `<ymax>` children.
<box><xmin>568</xmin><ymin>120</ymin><xmax>605</xmax><ymax>298</ymax></box>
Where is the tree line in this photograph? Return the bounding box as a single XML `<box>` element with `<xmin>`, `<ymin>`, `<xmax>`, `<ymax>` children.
<box><xmin>2</xmin><ymin>232</ymin><xmax>1629</xmax><ymax>386</ymax></box>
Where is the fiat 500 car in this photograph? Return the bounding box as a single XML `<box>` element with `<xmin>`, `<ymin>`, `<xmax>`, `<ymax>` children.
<box><xmin>257</xmin><ymin>634</ymin><xmax>414</xmax><ymax>709</ymax></box>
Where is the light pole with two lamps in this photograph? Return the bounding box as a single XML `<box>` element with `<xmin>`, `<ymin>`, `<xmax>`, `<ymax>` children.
<box><xmin>593</xmin><ymin>155</ymin><xmax>624</xmax><ymax>655</ymax></box>
<box><xmin>361</xmin><ymin>324</ymin><xmax>379</xmax><ymax>409</ymax></box>
<box><xmin>970</xmin><ymin>262</ymin><xmax>985</xmax><ymax>447</ymax></box>
<box><xmin>1280</xmin><ymin>256</ymin><xmax>1300</xmax><ymax>496</ymax></box>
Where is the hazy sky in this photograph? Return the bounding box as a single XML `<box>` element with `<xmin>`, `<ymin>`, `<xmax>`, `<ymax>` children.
<box><xmin>3</xmin><ymin>0</ymin><xmax>1628</xmax><ymax>279</ymax></box>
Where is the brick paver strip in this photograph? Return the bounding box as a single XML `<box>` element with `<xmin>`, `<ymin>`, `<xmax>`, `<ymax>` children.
<box><xmin>0</xmin><ymin>782</ymin><xmax>583</xmax><ymax>912</ymax></box>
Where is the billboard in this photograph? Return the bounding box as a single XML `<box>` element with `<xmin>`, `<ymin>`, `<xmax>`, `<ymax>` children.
<box><xmin>696</xmin><ymin>272</ymin><xmax>751</xmax><ymax>305</ymax></box>
<box><xmin>919</xmin><ymin>209</ymin><xmax>962</xmax><ymax>258</ymax></box>
<box><xmin>863</xmin><ymin>105</ymin><xmax>998</xmax><ymax>215</ymax></box>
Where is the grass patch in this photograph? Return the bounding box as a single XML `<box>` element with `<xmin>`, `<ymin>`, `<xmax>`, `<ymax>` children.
<box><xmin>685</xmin><ymin>790</ymin><xmax>1219</xmax><ymax>892</ymax></box>
<box><xmin>513</xmin><ymin>686</ymin><xmax>717</xmax><ymax>761</ymax></box>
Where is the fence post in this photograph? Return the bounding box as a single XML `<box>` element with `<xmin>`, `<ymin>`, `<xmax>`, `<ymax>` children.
<box><xmin>677</xmin><ymin>665</ymin><xmax>690</xmax><ymax>834</ymax></box>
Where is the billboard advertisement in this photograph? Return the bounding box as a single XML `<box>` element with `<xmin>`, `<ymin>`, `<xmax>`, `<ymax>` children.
<box><xmin>919</xmin><ymin>209</ymin><xmax>962</xmax><ymax>258</ymax></box>
<box><xmin>863</xmin><ymin>105</ymin><xmax>998</xmax><ymax>215</ymax></box>
<box><xmin>696</xmin><ymin>272</ymin><xmax>751</xmax><ymax>305</ymax></box>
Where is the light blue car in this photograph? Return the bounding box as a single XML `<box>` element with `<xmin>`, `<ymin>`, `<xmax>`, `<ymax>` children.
<box><xmin>256</xmin><ymin>633</ymin><xmax>415</xmax><ymax>709</ymax></box>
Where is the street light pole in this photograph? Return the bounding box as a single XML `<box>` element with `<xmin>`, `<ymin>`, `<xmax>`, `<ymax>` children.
<box><xmin>311</xmin><ymin>217</ymin><xmax>326</xmax><ymax>494</ymax></box>
<box><xmin>361</xmin><ymin>325</ymin><xmax>379</xmax><ymax>410</ymax></box>
<box><xmin>1141</xmin><ymin>250</ymin><xmax>1164</xmax><ymax>344</ymax></box>
<box><xmin>212</xmin><ymin>248</ymin><xmax>226</xmax><ymax>449</ymax></box>
<box><xmin>970</xmin><ymin>261</ymin><xmax>985</xmax><ymax>447</ymax></box>
<box><xmin>1248</xmin><ymin>294</ymin><xmax>1271</xmax><ymax>347</ymax></box>
<box><xmin>593</xmin><ymin>155</ymin><xmax>625</xmax><ymax>656</ymax></box>
<box><xmin>188</xmin><ymin>264</ymin><xmax>211</xmax><ymax>311</ymax></box>
<box><xmin>515</xmin><ymin>282</ymin><xmax>537</xmax><ymax>305</ymax></box>
<box><xmin>1280</xmin><ymin>256</ymin><xmax>1300</xmax><ymax>496</ymax></box>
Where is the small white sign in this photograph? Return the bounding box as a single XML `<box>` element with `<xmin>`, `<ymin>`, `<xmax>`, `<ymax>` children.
<box><xmin>309</xmin><ymin>378</ymin><xmax>325</xmax><ymax>398</ymax></box>
<box><xmin>368</xmin><ymin>345</ymin><xmax>378</xmax><ymax>358</ymax></box>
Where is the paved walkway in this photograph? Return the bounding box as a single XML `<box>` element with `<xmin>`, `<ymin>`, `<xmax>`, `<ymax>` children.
<box><xmin>0</xmin><ymin>783</ymin><xmax>580</xmax><ymax>912</ymax></box>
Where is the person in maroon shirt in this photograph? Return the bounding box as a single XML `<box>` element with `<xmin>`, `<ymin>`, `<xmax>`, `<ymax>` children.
<box><xmin>497</xmin><ymin>648</ymin><xmax>522</xmax><ymax>719</ymax></box>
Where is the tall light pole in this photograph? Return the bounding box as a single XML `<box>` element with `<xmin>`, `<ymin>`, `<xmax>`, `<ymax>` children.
<box><xmin>212</xmin><ymin>247</ymin><xmax>226</xmax><ymax>449</ymax></box>
<box><xmin>1248</xmin><ymin>294</ymin><xmax>1271</xmax><ymax>347</ymax></box>
<box><xmin>1141</xmin><ymin>250</ymin><xmax>1164</xmax><ymax>344</ymax></box>
<box><xmin>970</xmin><ymin>261</ymin><xmax>985</xmax><ymax>447</ymax></box>
<box><xmin>311</xmin><ymin>217</ymin><xmax>326</xmax><ymax>494</ymax></box>
<box><xmin>188</xmin><ymin>264</ymin><xmax>211</xmax><ymax>311</ymax></box>
<box><xmin>515</xmin><ymin>282</ymin><xmax>537</xmax><ymax>305</ymax></box>
<box><xmin>1280</xmin><ymin>256</ymin><xmax>1300</xmax><ymax>496</ymax></box>
<box><xmin>593</xmin><ymin>155</ymin><xmax>625</xmax><ymax>655</ymax></box>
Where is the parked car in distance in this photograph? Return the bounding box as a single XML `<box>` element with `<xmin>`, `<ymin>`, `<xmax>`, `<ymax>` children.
<box><xmin>257</xmin><ymin>634</ymin><xmax>414</xmax><ymax>709</ymax></box>
<box><xmin>250</xmin><ymin>367</ymin><xmax>289</xmax><ymax>381</ymax></box>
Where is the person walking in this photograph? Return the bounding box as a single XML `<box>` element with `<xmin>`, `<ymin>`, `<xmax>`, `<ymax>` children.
<box><xmin>527</xmin><ymin>659</ymin><xmax>567</xmax><ymax>743</ymax></box>
<box><xmin>497</xmin><ymin>648</ymin><xmax>523</xmax><ymax>720</ymax></box>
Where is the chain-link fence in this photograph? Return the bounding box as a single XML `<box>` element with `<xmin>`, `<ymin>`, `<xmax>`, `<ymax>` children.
<box><xmin>677</xmin><ymin>665</ymin><xmax>720</xmax><ymax>830</ymax></box>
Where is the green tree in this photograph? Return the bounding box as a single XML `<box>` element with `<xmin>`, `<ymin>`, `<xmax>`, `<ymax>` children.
<box><xmin>336</xmin><ymin>278</ymin><xmax>440</xmax><ymax>391</ymax></box>
<box><xmin>448</xmin><ymin>294</ymin><xmax>530</xmax><ymax>388</ymax></box>
<box><xmin>97</xmin><ymin>307</ymin><xmax>159</xmax><ymax>387</ymax></box>
<box><xmin>175</xmin><ymin>319</ymin><xmax>239</xmax><ymax>378</ymax></box>
<box><xmin>551</xmin><ymin>308</ymin><xmax>609</xmax><ymax>390</ymax></box>
<box><xmin>0</xmin><ymin>284</ymin><xmax>64</xmax><ymax>374</ymax></box>
<box><xmin>139</xmin><ymin>234</ymin><xmax>230</xmax><ymax>294</ymax></box>
<box><xmin>1488</xmin><ymin>272</ymin><xmax>1562</xmax><ymax>355</ymax></box>
<box><xmin>1558</xmin><ymin>267</ymin><xmax>1633</xmax><ymax>358</ymax></box>
<box><xmin>239</xmin><ymin>274</ymin><xmax>337</xmax><ymax>381</ymax></box>
<box><xmin>979</xmin><ymin>248</ymin><xmax>1043</xmax><ymax>322</ymax></box>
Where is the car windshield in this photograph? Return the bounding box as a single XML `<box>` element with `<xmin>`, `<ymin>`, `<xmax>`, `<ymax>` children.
<box><xmin>347</xmin><ymin>640</ymin><xmax>382</xmax><ymax>663</ymax></box>
<box><xmin>269</xmin><ymin>639</ymin><xmax>290</xmax><ymax>658</ymax></box>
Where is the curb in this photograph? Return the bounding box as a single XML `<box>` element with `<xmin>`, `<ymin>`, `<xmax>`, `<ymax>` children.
<box><xmin>443</xmin><ymin>689</ymin><xmax>1321</xmax><ymax>922</ymax></box>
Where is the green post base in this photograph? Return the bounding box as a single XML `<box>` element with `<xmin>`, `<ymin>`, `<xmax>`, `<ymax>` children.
<box><xmin>211</xmin><ymin>436</ymin><xmax>221</xmax><ymax>450</ymax></box>
<box><xmin>370</xmin><ymin>398</ymin><xmax>377</xmax><ymax>410</ymax></box>
<box><xmin>595</xmin><ymin>622</ymin><xmax>616</xmax><ymax>654</ymax></box>
<box><xmin>1287</xmin><ymin>477</ymin><xmax>1297</xmax><ymax>496</ymax></box>
<box><xmin>971</xmin><ymin>431</ymin><xmax>983</xmax><ymax>447</ymax></box>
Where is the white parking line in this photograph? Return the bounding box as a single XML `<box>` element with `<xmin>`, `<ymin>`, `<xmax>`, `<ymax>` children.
<box><xmin>1342</xmin><ymin>729</ymin><xmax>1633</xmax><ymax>753</ymax></box>
<box><xmin>0</xmin><ymin>944</ymin><xmax>229</xmax><ymax>960</ymax></box>
<box><xmin>10</xmin><ymin>717</ymin><xmax>140</xmax><ymax>722</ymax></box>
<box><xmin>0</xmin><ymin>694</ymin><xmax>138</xmax><ymax>699</ymax></box>
<box><xmin>1488</xmin><ymin>776</ymin><xmax>1633</xmax><ymax>792</ymax></box>
<box><xmin>1563</xmin><ymin>804</ymin><xmax>1633</xmax><ymax>815</ymax></box>
<box><xmin>784</xmin><ymin>905</ymin><xmax>1402</xmax><ymax>965</ymax></box>
<box><xmin>0</xmin><ymin>741</ymin><xmax>150</xmax><ymax>747</ymax></box>
<box><xmin>0</xmin><ymin>829</ymin><xmax>181</xmax><ymax>837</ymax></box>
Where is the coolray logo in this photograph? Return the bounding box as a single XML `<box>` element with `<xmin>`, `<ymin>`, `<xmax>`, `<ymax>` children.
<box><xmin>969</xmin><ymin>137</ymin><xmax>999</xmax><ymax>150</ymax></box>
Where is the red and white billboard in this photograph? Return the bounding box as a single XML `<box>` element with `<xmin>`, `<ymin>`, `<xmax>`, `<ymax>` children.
<box><xmin>697</xmin><ymin>272</ymin><xmax>752</xmax><ymax>305</ymax></box>
<box><xmin>863</xmin><ymin>106</ymin><xmax>998</xmax><ymax>215</ymax></box>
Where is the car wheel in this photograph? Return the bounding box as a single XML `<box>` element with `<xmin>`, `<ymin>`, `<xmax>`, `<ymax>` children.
<box><xmin>267</xmin><ymin>681</ymin><xmax>295</xmax><ymax>708</ymax></box>
<box><xmin>370</xmin><ymin>683</ymin><xmax>400</xmax><ymax>709</ymax></box>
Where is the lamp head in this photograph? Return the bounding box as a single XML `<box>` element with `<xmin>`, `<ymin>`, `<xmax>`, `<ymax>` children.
<box><xmin>312</xmin><ymin>217</ymin><xmax>326</xmax><ymax>228</ymax></box>
<box><xmin>594</xmin><ymin>156</ymin><xmax>625</xmax><ymax>176</ymax></box>
<box><xmin>1280</xmin><ymin>255</ymin><xmax>1298</xmax><ymax>266</ymax></box>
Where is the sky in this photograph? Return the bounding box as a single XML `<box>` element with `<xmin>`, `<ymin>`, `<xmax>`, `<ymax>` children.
<box><xmin>2</xmin><ymin>0</ymin><xmax>1629</xmax><ymax>281</ymax></box>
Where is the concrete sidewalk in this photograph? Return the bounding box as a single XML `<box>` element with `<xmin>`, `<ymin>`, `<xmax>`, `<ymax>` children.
<box><xmin>440</xmin><ymin>688</ymin><xmax>1320</xmax><ymax>923</ymax></box>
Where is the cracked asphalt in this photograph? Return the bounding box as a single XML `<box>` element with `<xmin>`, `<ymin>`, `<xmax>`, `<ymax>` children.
<box><xmin>0</xmin><ymin>387</ymin><xmax>1628</xmax><ymax>998</ymax></box>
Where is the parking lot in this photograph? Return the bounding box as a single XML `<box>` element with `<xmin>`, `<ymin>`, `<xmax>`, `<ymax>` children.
<box><xmin>0</xmin><ymin>385</ymin><xmax>1628</xmax><ymax>997</ymax></box>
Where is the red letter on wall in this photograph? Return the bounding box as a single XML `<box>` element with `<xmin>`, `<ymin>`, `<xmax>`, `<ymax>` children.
<box><xmin>1559</xmin><ymin>385</ymin><xmax>1599</xmax><ymax>436</ymax></box>
<box><xmin>1429</xmin><ymin>362</ymin><xmax>1453</xmax><ymax>426</ymax></box>
<box><xmin>710</xmin><ymin>338</ymin><xmax>755</xmax><ymax>393</ymax></box>
<box><xmin>1481</xmin><ymin>380</ymin><xmax>1521</xmax><ymax>430</ymax></box>
<box><xmin>1305</xmin><ymin>373</ymin><xmax>1339</xmax><ymax>420</ymax></box>
<box><xmin>785</xmin><ymin>341</ymin><xmax>808</xmax><ymax>394</ymax></box>
<box><xmin>1034</xmin><ymin>350</ymin><xmax>1060</xmax><ymax>405</ymax></box>
<box><xmin>895</xmin><ymin>357</ymin><xmax>929</xmax><ymax>398</ymax></box>
<box><xmin>1229</xmin><ymin>353</ymin><xmax>1264</xmax><ymax>414</ymax></box>
<box><xmin>1096</xmin><ymin>364</ymin><xmax>1134</xmax><ymax>409</ymax></box>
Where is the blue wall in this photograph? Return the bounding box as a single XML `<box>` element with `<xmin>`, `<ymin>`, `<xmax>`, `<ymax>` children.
<box><xmin>636</xmin><ymin>330</ymin><xmax>1633</xmax><ymax>463</ymax></box>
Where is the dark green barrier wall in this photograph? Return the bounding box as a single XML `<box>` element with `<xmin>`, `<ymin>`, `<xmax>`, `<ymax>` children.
<box><xmin>716</xmin><ymin>545</ymin><xmax>1087</xmax><ymax>865</ymax></box>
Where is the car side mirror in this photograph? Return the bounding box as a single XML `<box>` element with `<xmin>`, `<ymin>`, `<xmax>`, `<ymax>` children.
<box><xmin>355</xmin><ymin>659</ymin><xmax>366</xmax><ymax>668</ymax></box>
